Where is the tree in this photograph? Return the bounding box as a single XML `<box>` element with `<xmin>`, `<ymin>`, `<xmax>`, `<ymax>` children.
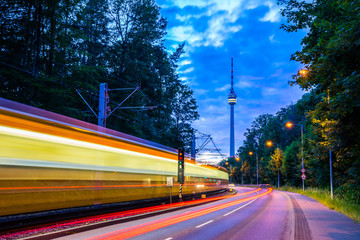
<box><xmin>269</xmin><ymin>148</ymin><xmax>283</xmax><ymax>187</ymax></box>
<box><xmin>279</xmin><ymin>0</ymin><xmax>360</xmax><ymax>201</ymax></box>
<box><xmin>282</xmin><ymin>141</ymin><xmax>301</xmax><ymax>186</ymax></box>
<box><xmin>0</xmin><ymin>0</ymin><xmax>199</xmax><ymax>150</ymax></box>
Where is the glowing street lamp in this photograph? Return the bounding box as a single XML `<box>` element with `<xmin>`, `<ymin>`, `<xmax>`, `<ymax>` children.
<box><xmin>286</xmin><ymin>121</ymin><xmax>305</xmax><ymax>191</ymax></box>
<box><xmin>298</xmin><ymin>68</ymin><xmax>333</xmax><ymax>198</ymax></box>
<box><xmin>225</xmin><ymin>161</ymin><xmax>233</xmax><ymax>184</ymax></box>
<box><xmin>248</xmin><ymin>151</ymin><xmax>259</xmax><ymax>185</ymax></box>
<box><xmin>266</xmin><ymin>140</ymin><xmax>273</xmax><ymax>147</ymax></box>
<box><xmin>285</xmin><ymin>121</ymin><xmax>305</xmax><ymax>191</ymax></box>
<box><xmin>299</xmin><ymin>69</ymin><xmax>308</xmax><ymax>76</ymax></box>
<box><xmin>285</xmin><ymin>121</ymin><xmax>293</xmax><ymax>129</ymax></box>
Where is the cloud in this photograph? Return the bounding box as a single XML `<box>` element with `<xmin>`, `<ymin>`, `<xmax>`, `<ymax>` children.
<box><xmin>269</xmin><ymin>34</ymin><xmax>279</xmax><ymax>43</ymax></box>
<box><xmin>166</xmin><ymin>0</ymin><xmax>211</xmax><ymax>9</ymax></box>
<box><xmin>161</xmin><ymin>0</ymin><xmax>285</xmax><ymax>49</ymax></box>
<box><xmin>167</xmin><ymin>25</ymin><xmax>202</xmax><ymax>44</ymax></box>
<box><xmin>178</xmin><ymin>67</ymin><xmax>195</xmax><ymax>74</ymax></box>
<box><xmin>259</xmin><ymin>2</ymin><xmax>281</xmax><ymax>23</ymax></box>
<box><xmin>178</xmin><ymin>59</ymin><xmax>192</xmax><ymax>66</ymax></box>
<box><xmin>234</xmin><ymin>75</ymin><xmax>264</xmax><ymax>89</ymax></box>
<box><xmin>194</xmin><ymin>88</ymin><xmax>209</xmax><ymax>96</ymax></box>
<box><xmin>215</xmin><ymin>84</ymin><xmax>231</xmax><ymax>92</ymax></box>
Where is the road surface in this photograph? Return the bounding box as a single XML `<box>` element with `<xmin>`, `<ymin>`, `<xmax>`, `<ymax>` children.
<box><xmin>52</xmin><ymin>187</ymin><xmax>360</xmax><ymax>240</ymax></box>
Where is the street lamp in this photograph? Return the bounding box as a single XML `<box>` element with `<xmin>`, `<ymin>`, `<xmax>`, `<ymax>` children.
<box><xmin>285</xmin><ymin>121</ymin><xmax>305</xmax><ymax>191</ymax></box>
<box><xmin>235</xmin><ymin>154</ymin><xmax>243</xmax><ymax>185</ymax></box>
<box><xmin>266</xmin><ymin>140</ymin><xmax>273</xmax><ymax>147</ymax></box>
<box><xmin>299</xmin><ymin>68</ymin><xmax>334</xmax><ymax>198</ymax></box>
<box><xmin>266</xmin><ymin>140</ymin><xmax>280</xmax><ymax>188</ymax></box>
<box><xmin>235</xmin><ymin>154</ymin><xmax>242</xmax><ymax>185</ymax></box>
<box><xmin>299</xmin><ymin>69</ymin><xmax>308</xmax><ymax>76</ymax></box>
<box><xmin>249</xmin><ymin>151</ymin><xmax>259</xmax><ymax>186</ymax></box>
<box><xmin>225</xmin><ymin>161</ymin><xmax>232</xmax><ymax>184</ymax></box>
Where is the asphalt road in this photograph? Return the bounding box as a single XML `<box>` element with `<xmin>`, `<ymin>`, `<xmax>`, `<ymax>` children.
<box><xmin>53</xmin><ymin>187</ymin><xmax>360</xmax><ymax>240</ymax></box>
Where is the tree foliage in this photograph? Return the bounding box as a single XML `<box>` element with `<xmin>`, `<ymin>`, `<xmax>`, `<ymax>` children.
<box><xmin>280</xmin><ymin>0</ymin><xmax>360</xmax><ymax>202</ymax></box>
<box><xmin>0</xmin><ymin>0</ymin><xmax>198</xmax><ymax>149</ymax></box>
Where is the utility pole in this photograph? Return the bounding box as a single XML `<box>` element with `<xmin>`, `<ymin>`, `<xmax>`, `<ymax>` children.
<box><xmin>241</xmin><ymin>157</ymin><xmax>244</xmax><ymax>185</ymax></box>
<box><xmin>98</xmin><ymin>83</ymin><xmax>109</xmax><ymax>127</ymax></box>
<box><xmin>191</xmin><ymin>134</ymin><xmax>196</xmax><ymax>161</ymax></box>
<box><xmin>77</xmin><ymin>83</ymin><xmax>156</xmax><ymax>128</ymax></box>
<box><xmin>256</xmin><ymin>152</ymin><xmax>259</xmax><ymax>186</ymax></box>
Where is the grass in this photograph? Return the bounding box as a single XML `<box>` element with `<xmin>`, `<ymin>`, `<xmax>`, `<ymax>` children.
<box><xmin>279</xmin><ymin>186</ymin><xmax>360</xmax><ymax>223</ymax></box>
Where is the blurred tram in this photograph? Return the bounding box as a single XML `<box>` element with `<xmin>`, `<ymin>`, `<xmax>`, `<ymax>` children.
<box><xmin>0</xmin><ymin>98</ymin><xmax>228</xmax><ymax>217</ymax></box>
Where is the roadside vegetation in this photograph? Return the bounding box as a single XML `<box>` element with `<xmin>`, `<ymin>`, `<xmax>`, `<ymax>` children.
<box><xmin>280</xmin><ymin>186</ymin><xmax>360</xmax><ymax>222</ymax></box>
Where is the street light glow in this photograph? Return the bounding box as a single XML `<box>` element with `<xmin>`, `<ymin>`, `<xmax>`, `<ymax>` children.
<box><xmin>249</xmin><ymin>151</ymin><xmax>253</xmax><ymax>156</ymax></box>
<box><xmin>285</xmin><ymin>121</ymin><xmax>293</xmax><ymax>129</ymax></box>
<box><xmin>299</xmin><ymin>69</ymin><xmax>308</xmax><ymax>76</ymax></box>
<box><xmin>266</xmin><ymin>140</ymin><xmax>273</xmax><ymax>147</ymax></box>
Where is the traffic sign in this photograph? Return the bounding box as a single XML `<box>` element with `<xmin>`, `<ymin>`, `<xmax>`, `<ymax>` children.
<box><xmin>301</xmin><ymin>173</ymin><xmax>306</xmax><ymax>179</ymax></box>
<box><xmin>301</xmin><ymin>168</ymin><xmax>306</xmax><ymax>173</ymax></box>
<box><xmin>167</xmin><ymin>177</ymin><xmax>174</xmax><ymax>186</ymax></box>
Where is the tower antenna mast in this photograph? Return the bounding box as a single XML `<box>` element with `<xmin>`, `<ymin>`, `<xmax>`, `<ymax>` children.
<box><xmin>228</xmin><ymin>57</ymin><xmax>237</xmax><ymax>157</ymax></box>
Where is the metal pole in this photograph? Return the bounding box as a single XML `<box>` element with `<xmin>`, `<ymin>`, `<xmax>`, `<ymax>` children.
<box><xmin>277</xmin><ymin>145</ymin><xmax>280</xmax><ymax>188</ymax></box>
<box><xmin>229</xmin><ymin>165</ymin><xmax>232</xmax><ymax>184</ymax></box>
<box><xmin>98</xmin><ymin>83</ymin><xmax>108</xmax><ymax>127</ymax></box>
<box><xmin>327</xmin><ymin>89</ymin><xmax>334</xmax><ymax>199</ymax></box>
<box><xmin>241</xmin><ymin>158</ymin><xmax>244</xmax><ymax>185</ymax></box>
<box><xmin>170</xmin><ymin>186</ymin><xmax>172</xmax><ymax>204</ymax></box>
<box><xmin>179</xmin><ymin>183</ymin><xmax>183</xmax><ymax>201</ymax></box>
<box><xmin>330</xmin><ymin>148</ymin><xmax>334</xmax><ymax>199</ymax></box>
<box><xmin>191</xmin><ymin>134</ymin><xmax>196</xmax><ymax>160</ymax></box>
<box><xmin>256</xmin><ymin>152</ymin><xmax>258</xmax><ymax>186</ymax></box>
<box><xmin>301</xmin><ymin>124</ymin><xmax>305</xmax><ymax>191</ymax></box>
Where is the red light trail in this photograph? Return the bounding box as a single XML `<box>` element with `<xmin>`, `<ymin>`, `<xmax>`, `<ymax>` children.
<box><xmin>88</xmin><ymin>188</ymin><xmax>272</xmax><ymax>240</ymax></box>
<box><xmin>1</xmin><ymin>188</ymin><xmax>263</xmax><ymax>239</ymax></box>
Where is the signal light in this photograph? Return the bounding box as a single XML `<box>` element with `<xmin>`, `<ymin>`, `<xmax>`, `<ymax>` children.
<box><xmin>178</xmin><ymin>148</ymin><xmax>185</xmax><ymax>184</ymax></box>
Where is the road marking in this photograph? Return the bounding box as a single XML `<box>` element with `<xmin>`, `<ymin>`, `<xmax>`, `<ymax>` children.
<box><xmin>164</xmin><ymin>238</ymin><xmax>173</xmax><ymax>240</ymax></box>
<box><xmin>223</xmin><ymin>198</ymin><xmax>257</xmax><ymax>216</ymax></box>
<box><xmin>195</xmin><ymin>220</ymin><xmax>214</xmax><ymax>228</ymax></box>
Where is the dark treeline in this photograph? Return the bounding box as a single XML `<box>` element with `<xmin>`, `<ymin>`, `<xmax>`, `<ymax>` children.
<box><xmin>0</xmin><ymin>0</ymin><xmax>199</xmax><ymax>150</ymax></box>
<box><xmin>221</xmin><ymin>0</ymin><xmax>360</xmax><ymax>205</ymax></box>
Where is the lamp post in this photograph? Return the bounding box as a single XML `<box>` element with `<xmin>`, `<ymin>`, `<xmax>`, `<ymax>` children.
<box><xmin>286</xmin><ymin>121</ymin><xmax>305</xmax><ymax>191</ymax></box>
<box><xmin>225</xmin><ymin>161</ymin><xmax>232</xmax><ymax>184</ymax></box>
<box><xmin>266</xmin><ymin>140</ymin><xmax>280</xmax><ymax>188</ymax></box>
<box><xmin>249</xmin><ymin>151</ymin><xmax>259</xmax><ymax>186</ymax></box>
<box><xmin>241</xmin><ymin>157</ymin><xmax>244</xmax><ymax>185</ymax></box>
<box><xmin>299</xmin><ymin>68</ymin><xmax>333</xmax><ymax>198</ymax></box>
<box><xmin>327</xmin><ymin>91</ymin><xmax>334</xmax><ymax>200</ymax></box>
<box><xmin>235</xmin><ymin>155</ymin><xmax>241</xmax><ymax>185</ymax></box>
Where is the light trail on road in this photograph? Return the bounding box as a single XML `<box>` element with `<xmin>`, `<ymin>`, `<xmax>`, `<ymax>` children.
<box><xmin>88</xmin><ymin>188</ymin><xmax>273</xmax><ymax>240</ymax></box>
<box><xmin>1</xmin><ymin>188</ymin><xmax>261</xmax><ymax>239</ymax></box>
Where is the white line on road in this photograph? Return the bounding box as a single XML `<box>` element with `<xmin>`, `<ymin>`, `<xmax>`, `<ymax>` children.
<box><xmin>164</xmin><ymin>238</ymin><xmax>173</xmax><ymax>240</ymax></box>
<box><xmin>223</xmin><ymin>198</ymin><xmax>258</xmax><ymax>216</ymax></box>
<box><xmin>195</xmin><ymin>220</ymin><xmax>214</xmax><ymax>228</ymax></box>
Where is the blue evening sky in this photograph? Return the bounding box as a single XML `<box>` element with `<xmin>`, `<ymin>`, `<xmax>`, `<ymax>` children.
<box><xmin>156</xmin><ymin>0</ymin><xmax>307</xmax><ymax>163</ymax></box>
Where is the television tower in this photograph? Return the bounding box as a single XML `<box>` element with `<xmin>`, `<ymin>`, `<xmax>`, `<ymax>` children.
<box><xmin>228</xmin><ymin>57</ymin><xmax>237</xmax><ymax>157</ymax></box>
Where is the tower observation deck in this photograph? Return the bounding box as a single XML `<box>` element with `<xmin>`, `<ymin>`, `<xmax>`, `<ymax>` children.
<box><xmin>228</xmin><ymin>57</ymin><xmax>237</xmax><ymax>157</ymax></box>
